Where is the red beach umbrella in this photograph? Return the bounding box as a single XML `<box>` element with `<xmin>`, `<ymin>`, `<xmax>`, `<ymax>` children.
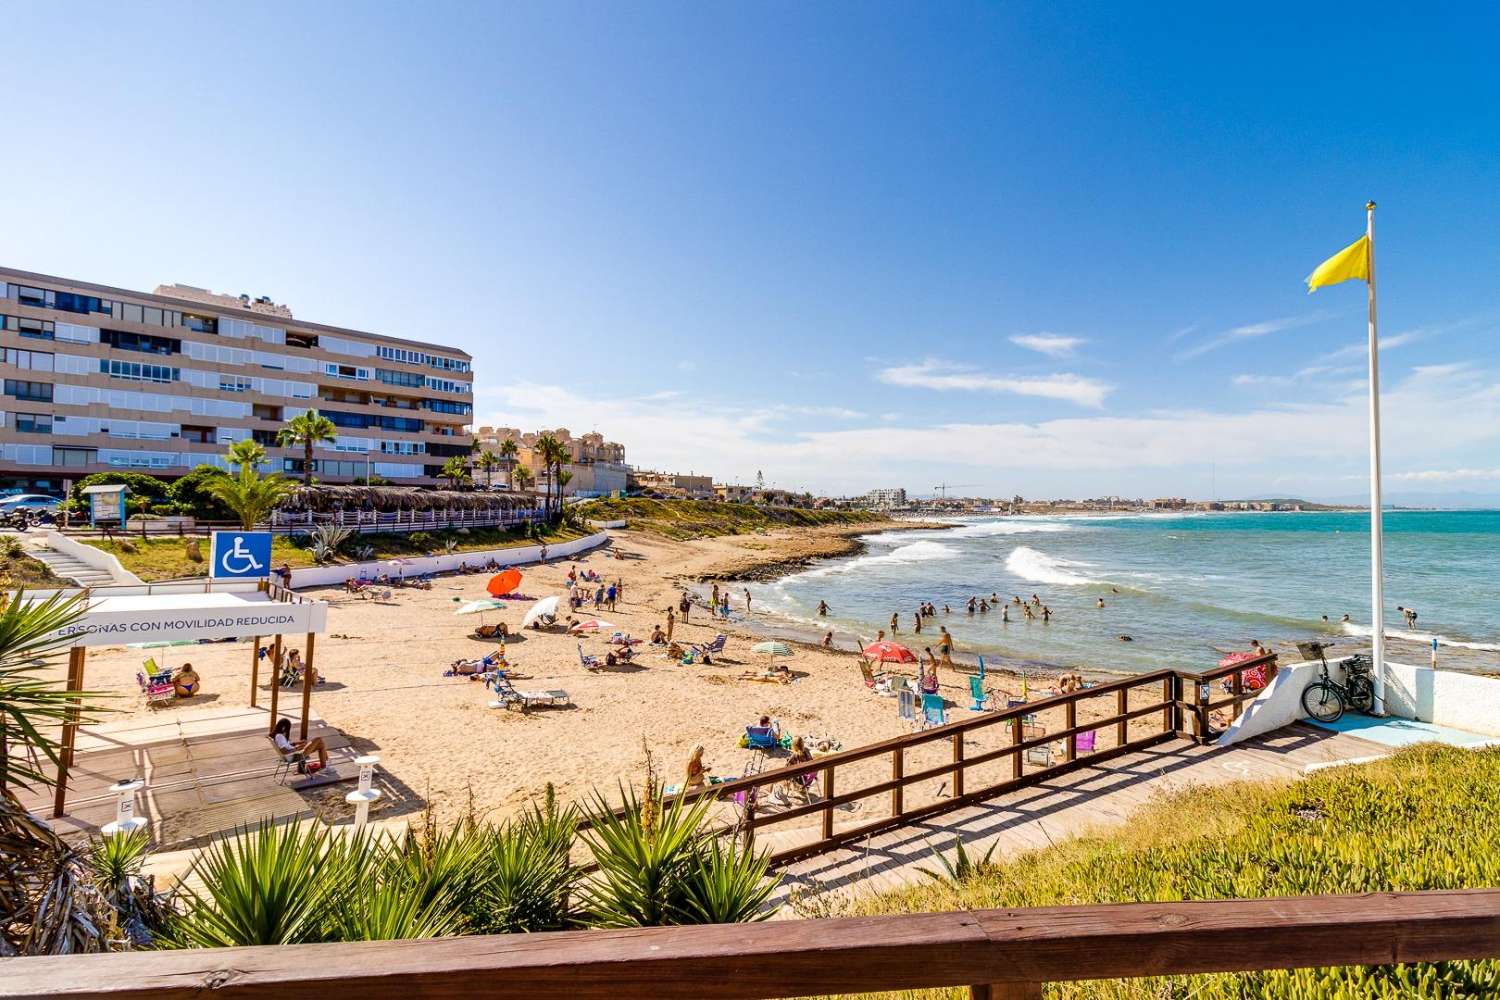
<box><xmin>862</xmin><ymin>640</ymin><xmax>918</xmax><ymax>664</ymax></box>
<box><xmin>487</xmin><ymin>568</ymin><xmax>523</xmax><ymax>597</ymax></box>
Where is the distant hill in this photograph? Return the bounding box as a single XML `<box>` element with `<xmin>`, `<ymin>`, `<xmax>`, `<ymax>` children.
<box><xmin>1307</xmin><ymin>490</ymin><xmax>1500</xmax><ymax>509</ymax></box>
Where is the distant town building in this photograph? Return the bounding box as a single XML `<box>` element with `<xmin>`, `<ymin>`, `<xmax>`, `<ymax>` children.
<box><xmin>473</xmin><ymin>426</ymin><xmax>628</xmax><ymax>497</ymax></box>
<box><xmin>862</xmin><ymin>487</ymin><xmax>908</xmax><ymax>510</ymax></box>
<box><xmin>1150</xmin><ymin>497</ymin><xmax>1189</xmax><ymax>510</ymax></box>
<box><xmin>715</xmin><ymin>483</ymin><xmax>754</xmax><ymax>503</ymax></box>
<box><xmin>628</xmin><ymin>469</ymin><xmax>716</xmax><ymax>500</ymax></box>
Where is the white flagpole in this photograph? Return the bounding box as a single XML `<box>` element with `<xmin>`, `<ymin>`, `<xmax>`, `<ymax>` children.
<box><xmin>1365</xmin><ymin>200</ymin><xmax>1386</xmax><ymax>714</ymax></box>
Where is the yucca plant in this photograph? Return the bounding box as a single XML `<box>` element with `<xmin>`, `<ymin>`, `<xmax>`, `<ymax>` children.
<box><xmin>0</xmin><ymin>589</ymin><xmax>98</xmax><ymax>795</ymax></box>
<box><xmin>478</xmin><ymin>818</ymin><xmax>579</xmax><ymax>933</ymax></box>
<box><xmin>579</xmin><ymin>781</ymin><xmax>719</xmax><ymax>927</ymax></box>
<box><xmin>86</xmin><ymin>828</ymin><xmax>170</xmax><ymax>948</ymax></box>
<box><xmin>386</xmin><ymin>820</ymin><xmax>491</xmax><ymax>919</ymax></box>
<box><xmin>674</xmin><ymin>835</ymin><xmax>779</xmax><ymax>924</ymax></box>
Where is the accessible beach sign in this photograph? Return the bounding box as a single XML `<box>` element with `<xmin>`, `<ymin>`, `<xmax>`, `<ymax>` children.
<box><xmin>40</xmin><ymin>595</ymin><xmax>327</xmax><ymax>647</ymax></box>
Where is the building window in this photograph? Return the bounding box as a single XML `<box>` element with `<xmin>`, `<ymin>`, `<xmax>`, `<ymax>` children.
<box><xmin>2</xmin><ymin>316</ymin><xmax>55</xmax><ymax>340</ymax></box>
<box><xmin>100</xmin><ymin>359</ymin><xmax>179</xmax><ymax>383</ymax></box>
<box><xmin>4</xmin><ymin>379</ymin><xmax>53</xmax><ymax>402</ymax></box>
<box><xmin>375</xmin><ymin>368</ymin><xmax>425</xmax><ymax>388</ymax></box>
<box><xmin>181</xmin><ymin>313</ymin><xmax>218</xmax><ymax>334</ymax></box>
<box><xmin>100</xmin><ymin>329</ymin><xmax>181</xmax><ymax>355</ymax></box>
<box><xmin>423</xmin><ymin>399</ymin><xmax>472</xmax><ymax>416</ymax></box>
<box><xmin>14</xmin><ymin>414</ymin><xmax>52</xmax><ymax>434</ymax></box>
<box><xmin>53</xmin><ymin>447</ymin><xmax>96</xmax><ymax>468</ymax></box>
<box><xmin>15</xmin><ymin>286</ymin><xmax>49</xmax><ymax>308</ymax></box>
<box><xmin>52</xmin><ymin>292</ymin><xmax>106</xmax><ymax>315</ymax></box>
<box><xmin>2</xmin><ymin>348</ymin><xmax>54</xmax><ymax>371</ymax></box>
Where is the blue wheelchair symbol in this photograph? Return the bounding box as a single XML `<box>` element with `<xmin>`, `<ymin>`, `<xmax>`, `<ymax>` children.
<box><xmin>211</xmin><ymin>531</ymin><xmax>274</xmax><ymax>579</ymax></box>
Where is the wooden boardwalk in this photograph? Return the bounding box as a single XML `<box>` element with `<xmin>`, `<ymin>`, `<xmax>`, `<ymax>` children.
<box><xmin>16</xmin><ymin>704</ymin><xmax>368</xmax><ymax>848</ymax></box>
<box><xmin>766</xmin><ymin>723</ymin><xmax>1388</xmax><ymax>910</ymax></box>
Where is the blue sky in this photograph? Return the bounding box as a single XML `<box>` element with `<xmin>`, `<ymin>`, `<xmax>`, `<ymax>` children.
<box><xmin>6</xmin><ymin>2</ymin><xmax>1500</xmax><ymax>499</ymax></box>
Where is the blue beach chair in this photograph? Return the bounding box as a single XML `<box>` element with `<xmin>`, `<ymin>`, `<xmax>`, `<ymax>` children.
<box><xmin>968</xmin><ymin>675</ymin><xmax>987</xmax><ymax>711</ymax></box>
<box><xmin>922</xmin><ymin>693</ymin><xmax>947</xmax><ymax>728</ymax></box>
<box><xmin>745</xmin><ymin>725</ymin><xmax>778</xmax><ymax>751</ymax></box>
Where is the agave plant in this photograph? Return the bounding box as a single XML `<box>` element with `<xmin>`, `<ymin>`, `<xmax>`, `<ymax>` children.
<box><xmin>579</xmin><ymin>781</ymin><xmax>719</xmax><ymax>927</ymax></box>
<box><xmin>443</xmin><ymin>537</ymin><xmax>460</xmax><ymax>554</ymax></box>
<box><xmin>475</xmin><ymin>790</ymin><xmax>581</xmax><ymax>933</ymax></box>
<box><xmin>917</xmin><ymin>836</ymin><xmax>1000</xmax><ymax>887</ymax></box>
<box><xmin>674</xmin><ymin>834</ymin><xmax>779</xmax><ymax>924</ymax></box>
<box><xmin>308</xmin><ymin>524</ymin><xmax>355</xmax><ymax>564</ymax></box>
<box><xmin>86</xmin><ymin>828</ymin><xmax>171</xmax><ymax>947</ymax></box>
<box><xmin>354</xmin><ymin>544</ymin><xmax>375</xmax><ymax>561</ymax></box>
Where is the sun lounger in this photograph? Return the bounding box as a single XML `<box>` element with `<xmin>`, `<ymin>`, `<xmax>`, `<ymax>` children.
<box><xmin>1076</xmin><ymin>730</ymin><xmax>1097</xmax><ymax>754</ymax></box>
<box><xmin>489</xmin><ymin>680</ymin><xmax>572</xmax><ymax>712</ymax></box>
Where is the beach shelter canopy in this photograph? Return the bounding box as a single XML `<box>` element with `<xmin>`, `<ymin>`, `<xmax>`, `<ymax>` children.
<box><xmin>522</xmin><ymin>595</ymin><xmax>561</xmax><ymax>628</ymax></box>
<box><xmin>16</xmin><ymin>580</ymin><xmax>330</xmax><ymax>821</ymax></box>
<box><xmin>486</xmin><ymin>569</ymin><xmax>523</xmax><ymax>597</ymax></box>
<box><xmin>862</xmin><ymin>640</ymin><xmax>917</xmax><ymax>664</ymax></box>
<box><xmin>751</xmin><ymin>641</ymin><xmax>793</xmax><ymax>658</ymax></box>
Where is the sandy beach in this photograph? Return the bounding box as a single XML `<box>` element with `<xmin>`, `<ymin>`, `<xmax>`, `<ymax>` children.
<box><xmin>54</xmin><ymin>523</ymin><xmax>1172</xmax><ymax>837</ymax></box>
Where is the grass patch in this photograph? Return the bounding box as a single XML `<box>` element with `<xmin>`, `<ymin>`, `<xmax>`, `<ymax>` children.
<box><xmin>83</xmin><ymin>525</ymin><xmax>592</xmax><ymax>581</ymax></box>
<box><xmin>574</xmin><ymin>498</ymin><xmax>882</xmax><ymax>540</ymax></box>
<box><xmin>830</xmin><ymin>745</ymin><xmax>1500</xmax><ymax>999</ymax></box>
<box><xmin>0</xmin><ymin>537</ymin><xmax>66</xmax><ymax>587</ymax></box>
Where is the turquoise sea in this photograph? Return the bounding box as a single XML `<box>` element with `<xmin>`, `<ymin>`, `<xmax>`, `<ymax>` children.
<box><xmin>745</xmin><ymin>511</ymin><xmax>1500</xmax><ymax>675</ymax></box>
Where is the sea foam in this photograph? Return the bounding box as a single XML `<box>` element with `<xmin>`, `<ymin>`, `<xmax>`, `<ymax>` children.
<box><xmin>1004</xmin><ymin>546</ymin><xmax>1099</xmax><ymax>586</ymax></box>
<box><xmin>1340</xmin><ymin>620</ymin><xmax>1500</xmax><ymax>653</ymax></box>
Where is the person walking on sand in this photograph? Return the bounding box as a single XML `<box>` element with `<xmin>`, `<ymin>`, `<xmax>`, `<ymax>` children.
<box><xmin>606</xmin><ymin>583</ymin><xmax>617</xmax><ymax>611</ymax></box>
<box><xmin>616</xmin><ymin>578</ymin><xmax>625</xmax><ymax>603</ymax></box>
<box><xmin>938</xmin><ymin>626</ymin><xmax>955</xmax><ymax>669</ymax></box>
<box><xmin>666</xmin><ymin>607</ymin><xmax>676</xmax><ymax>641</ymax></box>
<box><xmin>680</xmin><ymin>592</ymin><xmax>692</xmax><ymax>622</ymax></box>
<box><xmin>817</xmin><ymin>599</ymin><xmax>830</xmax><ymax>617</ymax></box>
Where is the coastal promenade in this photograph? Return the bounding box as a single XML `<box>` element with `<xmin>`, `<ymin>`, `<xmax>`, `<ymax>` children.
<box><xmin>768</xmin><ymin>722</ymin><xmax>1386</xmax><ymax>909</ymax></box>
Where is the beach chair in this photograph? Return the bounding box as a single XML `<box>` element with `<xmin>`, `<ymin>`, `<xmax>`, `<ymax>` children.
<box><xmin>692</xmin><ymin>634</ymin><xmax>727</xmax><ymax>659</ymax></box>
<box><xmin>137</xmin><ymin>664</ymin><xmax>176</xmax><ymax>707</ymax></box>
<box><xmin>921</xmin><ymin>693</ymin><xmax>946</xmax><ymax>729</ymax></box>
<box><xmin>1021</xmin><ymin>714</ymin><xmax>1046</xmax><ymax>742</ymax></box>
<box><xmin>858</xmin><ymin>659</ymin><xmax>899</xmax><ymax>696</ymax></box>
<box><xmin>968</xmin><ymin>675</ymin><xmax>987</xmax><ymax>712</ymax></box>
<box><xmin>578</xmin><ymin>644</ymin><xmax>602</xmax><ymax>672</ymax></box>
<box><xmin>1076</xmin><ymin>730</ymin><xmax>1097</xmax><ymax>754</ymax></box>
<box><xmin>1025</xmin><ymin>745</ymin><xmax>1054</xmax><ymax>768</ymax></box>
<box><xmin>897</xmin><ymin>687</ymin><xmax>917</xmax><ymax>724</ymax></box>
<box><xmin>745</xmin><ymin>725</ymin><xmax>779</xmax><ymax>751</ymax></box>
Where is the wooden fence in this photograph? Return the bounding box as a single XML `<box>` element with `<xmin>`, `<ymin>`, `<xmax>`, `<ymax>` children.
<box><xmin>581</xmin><ymin>654</ymin><xmax>1278</xmax><ymax>866</ymax></box>
<box><xmin>7</xmin><ymin>889</ymin><xmax>1497</xmax><ymax>999</ymax></box>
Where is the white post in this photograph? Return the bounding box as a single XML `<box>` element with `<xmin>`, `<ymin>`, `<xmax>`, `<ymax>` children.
<box><xmin>346</xmin><ymin>754</ymin><xmax>382</xmax><ymax>830</ymax></box>
<box><xmin>1366</xmin><ymin>200</ymin><xmax>1387</xmax><ymax>715</ymax></box>
<box><xmin>101</xmin><ymin>778</ymin><xmax>148</xmax><ymax>836</ymax></box>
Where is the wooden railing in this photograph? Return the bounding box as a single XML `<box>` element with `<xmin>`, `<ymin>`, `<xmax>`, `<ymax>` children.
<box><xmin>7</xmin><ymin>890</ymin><xmax>1497</xmax><ymax>999</ymax></box>
<box><xmin>577</xmin><ymin>654</ymin><xmax>1277</xmax><ymax>867</ymax></box>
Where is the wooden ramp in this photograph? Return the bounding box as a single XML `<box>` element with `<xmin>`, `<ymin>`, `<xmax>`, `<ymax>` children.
<box><xmin>768</xmin><ymin>723</ymin><xmax>1388</xmax><ymax>909</ymax></box>
<box><xmin>15</xmin><ymin>704</ymin><xmax>362</xmax><ymax>848</ymax></box>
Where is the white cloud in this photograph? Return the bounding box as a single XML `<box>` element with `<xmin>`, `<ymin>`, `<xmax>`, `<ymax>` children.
<box><xmin>1319</xmin><ymin>330</ymin><xmax>1423</xmax><ymax>362</ymax></box>
<box><xmin>1175</xmin><ymin>312</ymin><xmax>1333</xmax><ymax>361</ymax></box>
<box><xmin>1009</xmin><ymin>333</ymin><xmax>1084</xmax><ymax>358</ymax></box>
<box><xmin>875</xmin><ymin>360</ymin><xmax>1113</xmax><ymax>408</ymax></box>
<box><xmin>1389</xmin><ymin>468</ymin><xmax>1500</xmax><ymax>482</ymax></box>
<box><xmin>477</xmin><ymin>363</ymin><xmax>1500</xmax><ymax>497</ymax></box>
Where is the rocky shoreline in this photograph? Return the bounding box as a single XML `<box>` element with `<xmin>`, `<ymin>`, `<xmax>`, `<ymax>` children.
<box><xmin>684</xmin><ymin>520</ymin><xmax>943</xmax><ymax>582</ymax></box>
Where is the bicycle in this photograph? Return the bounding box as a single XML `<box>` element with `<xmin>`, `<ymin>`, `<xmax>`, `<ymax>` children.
<box><xmin>1299</xmin><ymin>641</ymin><xmax>1375</xmax><ymax>723</ymax></box>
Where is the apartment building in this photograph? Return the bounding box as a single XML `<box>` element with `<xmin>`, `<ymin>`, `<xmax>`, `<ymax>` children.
<box><xmin>473</xmin><ymin>426</ymin><xmax>628</xmax><ymax>497</ymax></box>
<box><xmin>627</xmin><ymin>469</ymin><xmax>715</xmax><ymax>499</ymax></box>
<box><xmin>862</xmin><ymin>487</ymin><xmax>908</xmax><ymax>510</ymax></box>
<box><xmin>0</xmin><ymin>268</ymin><xmax>474</xmax><ymax>493</ymax></box>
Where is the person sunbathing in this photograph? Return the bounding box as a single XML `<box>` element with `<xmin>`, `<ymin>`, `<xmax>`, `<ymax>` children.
<box><xmin>271</xmin><ymin>718</ymin><xmax>327</xmax><ymax>773</ymax></box>
<box><xmin>649</xmin><ymin>624</ymin><xmax>667</xmax><ymax>644</ymax></box>
<box><xmin>684</xmin><ymin>745</ymin><xmax>711</xmax><ymax>791</ymax></box>
<box><xmin>174</xmin><ymin>663</ymin><xmax>201</xmax><ymax>698</ymax></box>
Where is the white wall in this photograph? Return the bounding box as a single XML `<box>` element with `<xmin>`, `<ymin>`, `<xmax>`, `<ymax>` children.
<box><xmin>1218</xmin><ymin>656</ymin><xmax>1500</xmax><ymax>746</ymax></box>
<box><xmin>286</xmin><ymin>530</ymin><xmax>610</xmax><ymax>589</ymax></box>
<box><xmin>44</xmin><ymin>530</ymin><xmax>143</xmax><ymax>585</ymax></box>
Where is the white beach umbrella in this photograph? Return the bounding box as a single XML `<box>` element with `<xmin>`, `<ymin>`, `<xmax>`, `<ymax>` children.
<box><xmin>455</xmin><ymin>599</ymin><xmax>506</xmax><ymax>616</ymax></box>
<box><xmin>521</xmin><ymin>595</ymin><xmax>561</xmax><ymax>628</ymax></box>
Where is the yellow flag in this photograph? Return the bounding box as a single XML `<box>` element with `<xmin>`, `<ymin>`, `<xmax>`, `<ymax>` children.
<box><xmin>1306</xmin><ymin>235</ymin><xmax>1369</xmax><ymax>293</ymax></box>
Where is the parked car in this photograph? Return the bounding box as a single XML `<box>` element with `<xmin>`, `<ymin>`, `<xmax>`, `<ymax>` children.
<box><xmin>0</xmin><ymin>494</ymin><xmax>60</xmax><ymax>513</ymax></box>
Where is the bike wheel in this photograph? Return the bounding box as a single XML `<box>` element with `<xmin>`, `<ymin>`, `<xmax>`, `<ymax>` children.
<box><xmin>1346</xmin><ymin>674</ymin><xmax>1375</xmax><ymax>714</ymax></box>
<box><xmin>1301</xmin><ymin>681</ymin><xmax>1345</xmax><ymax>724</ymax></box>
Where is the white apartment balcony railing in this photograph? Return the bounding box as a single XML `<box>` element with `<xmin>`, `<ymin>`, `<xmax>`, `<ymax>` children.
<box><xmin>267</xmin><ymin>506</ymin><xmax>544</xmax><ymax>535</ymax></box>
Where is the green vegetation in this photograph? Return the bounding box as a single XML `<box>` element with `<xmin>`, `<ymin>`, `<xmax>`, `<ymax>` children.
<box><xmin>574</xmin><ymin>498</ymin><xmax>883</xmax><ymax>540</ymax></box>
<box><xmin>0</xmin><ymin>536</ymin><xmax>66</xmax><ymax>588</ymax></box>
<box><xmin>838</xmin><ymin>746</ymin><xmax>1500</xmax><ymax>999</ymax></box>
<box><xmin>84</xmin><ymin>524</ymin><xmax>591</xmax><ymax>581</ymax></box>
<box><xmin>279</xmin><ymin>410</ymin><xmax>338</xmax><ymax>487</ymax></box>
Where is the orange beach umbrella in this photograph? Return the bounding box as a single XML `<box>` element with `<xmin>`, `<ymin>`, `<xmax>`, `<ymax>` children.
<box><xmin>486</xmin><ymin>568</ymin><xmax>523</xmax><ymax>597</ymax></box>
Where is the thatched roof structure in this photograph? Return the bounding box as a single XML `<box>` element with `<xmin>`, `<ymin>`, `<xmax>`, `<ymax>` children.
<box><xmin>281</xmin><ymin>485</ymin><xmax>540</xmax><ymax>513</ymax></box>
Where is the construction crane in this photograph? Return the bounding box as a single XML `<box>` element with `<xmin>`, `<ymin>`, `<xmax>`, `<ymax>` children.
<box><xmin>933</xmin><ymin>483</ymin><xmax>979</xmax><ymax>498</ymax></box>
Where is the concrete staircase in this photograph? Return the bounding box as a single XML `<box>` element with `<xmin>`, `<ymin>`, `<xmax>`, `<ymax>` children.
<box><xmin>28</xmin><ymin>543</ymin><xmax>118</xmax><ymax>587</ymax></box>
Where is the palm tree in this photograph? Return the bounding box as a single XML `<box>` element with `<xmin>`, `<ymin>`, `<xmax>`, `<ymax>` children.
<box><xmin>557</xmin><ymin>469</ymin><xmax>573</xmax><ymax>506</ymax></box>
<box><xmin>534</xmin><ymin>434</ymin><xmax>568</xmax><ymax>522</ymax></box>
<box><xmin>475</xmin><ymin>451</ymin><xmax>501</xmax><ymax>490</ymax></box>
<box><xmin>206</xmin><ymin>441</ymin><xmax>297</xmax><ymax>531</ymax></box>
<box><xmin>226</xmin><ymin>438</ymin><xmax>267</xmax><ymax>473</ymax></box>
<box><xmin>0</xmin><ymin>590</ymin><xmax>94</xmax><ymax>796</ymax></box>
<box><xmin>512</xmin><ymin>464</ymin><xmax>535</xmax><ymax>498</ymax></box>
<box><xmin>440</xmin><ymin>456</ymin><xmax>471</xmax><ymax>490</ymax></box>
<box><xmin>498</xmin><ymin>438</ymin><xmax>520</xmax><ymax>489</ymax></box>
<box><xmin>277</xmin><ymin>410</ymin><xmax>338</xmax><ymax>487</ymax></box>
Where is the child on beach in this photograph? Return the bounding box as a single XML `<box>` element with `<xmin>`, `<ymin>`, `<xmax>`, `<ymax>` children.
<box><xmin>822</xmin><ymin>631</ymin><xmax>834</xmax><ymax>647</ymax></box>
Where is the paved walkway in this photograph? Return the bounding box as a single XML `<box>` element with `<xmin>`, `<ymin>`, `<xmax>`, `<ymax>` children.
<box><xmin>16</xmin><ymin>704</ymin><xmax>389</xmax><ymax>848</ymax></box>
<box><xmin>766</xmin><ymin>723</ymin><xmax>1389</xmax><ymax>911</ymax></box>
